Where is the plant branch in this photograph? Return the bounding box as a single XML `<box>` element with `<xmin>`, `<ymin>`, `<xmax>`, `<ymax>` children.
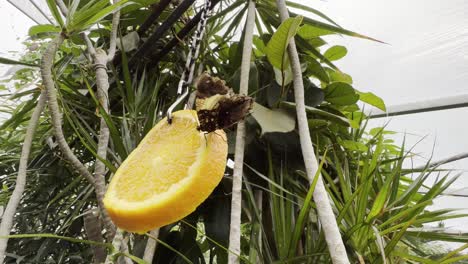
<box><xmin>82</xmin><ymin>33</ymin><xmax>97</xmax><ymax>56</ymax></box>
<box><xmin>107</xmin><ymin>0</ymin><xmax>121</xmax><ymax>61</ymax></box>
<box><xmin>275</xmin><ymin>0</ymin><xmax>350</xmax><ymax>263</ymax></box>
<box><xmin>90</xmin><ymin>48</ymin><xmax>117</xmax><ymax>240</ymax></box>
<box><xmin>41</xmin><ymin>34</ymin><xmax>96</xmax><ymax>185</ymax></box>
<box><xmin>82</xmin><ymin>1</ymin><xmax>122</xmax><ymax>240</ymax></box>
<box><xmin>227</xmin><ymin>1</ymin><xmax>255</xmax><ymax>263</ymax></box>
<box><xmin>143</xmin><ymin>229</ymin><xmax>160</xmax><ymax>263</ymax></box>
<box><xmin>84</xmin><ymin>209</ymin><xmax>107</xmax><ymax>263</ymax></box>
<box><xmin>105</xmin><ymin>229</ymin><xmax>131</xmax><ymax>264</ymax></box>
<box><xmin>0</xmin><ymin>90</ymin><xmax>47</xmax><ymax>262</ymax></box>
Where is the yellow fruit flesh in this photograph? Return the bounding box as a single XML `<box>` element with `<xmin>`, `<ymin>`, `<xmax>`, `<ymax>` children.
<box><xmin>104</xmin><ymin>110</ymin><xmax>227</xmax><ymax>232</ymax></box>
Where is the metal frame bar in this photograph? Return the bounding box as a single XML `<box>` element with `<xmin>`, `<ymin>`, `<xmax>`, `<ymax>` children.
<box><xmin>7</xmin><ymin>0</ymin><xmax>41</xmax><ymax>24</ymax></box>
<box><xmin>29</xmin><ymin>0</ymin><xmax>54</xmax><ymax>24</ymax></box>
<box><xmin>369</xmin><ymin>94</ymin><xmax>468</xmax><ymax>118</ymax></box>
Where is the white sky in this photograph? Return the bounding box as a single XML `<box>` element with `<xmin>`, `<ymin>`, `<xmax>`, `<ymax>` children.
<box><xmin>0</xmin><ymin>3</ymin><xmax>35</xmax><ymax>57</ymax></box>
<box><xmin>0</xmin><ymin>0</ymin><xmax>466</xmax><ymax>233</ymax></box>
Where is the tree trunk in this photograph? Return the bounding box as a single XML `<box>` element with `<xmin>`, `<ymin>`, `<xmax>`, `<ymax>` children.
<box><xmin>227</xmin><ymin>1</ymin><xmax>255</xmax><ymax>263</ymax></box>
<box><xmin>275</xmin><ymin>0</ymin><xmax>350</xmax><ymax>263</ymax></box>
<box><xmin>0</xmin><ymin>90</ymin><xmax>47</xmax><ymax>262</ymax></box>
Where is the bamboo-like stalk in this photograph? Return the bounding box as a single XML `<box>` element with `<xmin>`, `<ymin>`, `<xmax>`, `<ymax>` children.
<box><xmin>227</xmin><ymin>1</ymin><xmax>255</xmax><ymax>263</ymax></box>
<box><xmin>275</xmin><ymin>0</ymin><xmax>350</xmax><ymax>263</ymax></box>
<box><xmin>0</xmin><ymin>90</ymin><xmax>47</xmax><ymax>262</ymax></box>
<box><xmin>143</xmin><ymin>229</ymin><xmax>160</xmax><ymax>262</ymax></box>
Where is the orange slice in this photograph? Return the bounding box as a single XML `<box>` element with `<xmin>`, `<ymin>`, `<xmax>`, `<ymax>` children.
<box><xmin>103</xmin><ymin>110</ymin><xmax>227</xmax><ymax>233</ymax></box>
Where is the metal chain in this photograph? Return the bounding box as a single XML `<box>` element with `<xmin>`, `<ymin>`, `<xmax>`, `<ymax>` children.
<box><xmin>167</xmin><ymin>0</ymin><xmax>212</xmax><ymax>123</ymax></box>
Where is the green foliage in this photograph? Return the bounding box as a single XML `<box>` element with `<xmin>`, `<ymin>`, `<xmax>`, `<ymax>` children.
<box><xmin>45</xmin><ymin>0</ymin><xmax>65</xmax><ymax>27</ymax></box>
<box><xmin>67</xmin><ymin>0</ymin><xmax>133</xmax><ymax>32</ymax></box>
<box><xmin>28</xmin><ymin>24</ymin><xmax>61</xmax><ymax>37</ymax></box>
<box><xmin>323</xmin><ymin>82</ymin><xmax>359</xmax><ymax>106</ymax></box>
<box><xmin>265</xmin><ymin>16</ymin><xmax>303</xmax><ymax>70</ymax></box>
<box><xmin>323</xmin><ymin>45</ymin><xmax>347</xmax><ymax>61</ymax></box>
<box><xmin>0</xmin><ymin>57</ymin><xmax>38</xmax><ymax>67</ymax></box>
<box><xmin>358</xmin><ymin>91</ymin><xmax>387</xmax><ymax>111</ymax></box>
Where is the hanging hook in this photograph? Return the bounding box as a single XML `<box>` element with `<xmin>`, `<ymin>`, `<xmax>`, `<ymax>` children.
<box><xmin>166</xmin><ymin>0</ymin><xmax>211</xmax><ymax>124</ymax></box>
<box><xmin>166</xmin><ymin>83</ymin><xmax>190</xmax><ymax>124</ymax></box>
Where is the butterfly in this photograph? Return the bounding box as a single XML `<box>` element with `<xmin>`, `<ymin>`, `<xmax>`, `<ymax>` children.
<box><xmin>197</xmin><ymin>95</ymin><xmax>253</xmax><ymax>133</ymax></box>
<box><xmin>196</xmin><ymin>73</ymin><xmax>229</xmax><ymax>99</ymax></box>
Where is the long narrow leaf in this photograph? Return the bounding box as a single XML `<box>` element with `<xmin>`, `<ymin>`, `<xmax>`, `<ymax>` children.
<box><xmin>285</xmin><ymin>1</ymin><xmax>340</xmax><ymax>27</ymax></box>
<box><xmin>46</xmin><ymin>0</ymin><xmax>65</xmax><ymax>27</ymax></box>
<box><xmin>0</xmin><ymin>57</ymin><xmax>39</xmax><ymax>67</ymax></box>
<box><xmin>1</xmin><ymin>234</ymin><xmax>111</xmax><ymax>248</ymax></box>
<box><xmin>287</xmin><ymin>149</ymin><xmax>328</xmax><ymax>258</ymax></box>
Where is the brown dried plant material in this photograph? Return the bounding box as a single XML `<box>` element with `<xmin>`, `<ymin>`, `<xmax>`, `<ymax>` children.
<box><xmin>195</xmin><ymin>73</ymin><xmax>253</xmax><ymax>133</ymax></box>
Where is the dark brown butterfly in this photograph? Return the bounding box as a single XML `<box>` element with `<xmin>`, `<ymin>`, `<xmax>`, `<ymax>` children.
<box><xmin>197</xmin><ymin>95</ymin><xmax>253</xmax><ymax>133</ymax></box>
<box><xmin>196</xmin><ymin>73</ymin><xmax>230</xmax><ymax>99</ymax></box>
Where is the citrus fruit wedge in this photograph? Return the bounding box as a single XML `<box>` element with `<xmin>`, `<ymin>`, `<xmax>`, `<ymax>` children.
<box><xmin>103</xmin><ymin>110</ymin><xmax>227</xmax><ymax>233</ymax></box>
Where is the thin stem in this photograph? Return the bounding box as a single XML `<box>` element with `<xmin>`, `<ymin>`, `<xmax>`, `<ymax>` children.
<box><xmin>227</xmin><ymin>1</ymin><xmax>255</xmax><ymax>263</ymax></box>
<box><xmin>275</xmin><ymin>0</ymin><xmax>349</xmax><ymax>263</ymax></box>
<box><xmin>0</xmin><ymin>90</ymin><xmax>47</xmax><ymax>262</ymax></box>
<box><xmin>92</xmin><ymin>48</ymin><xmax>117</xmax><ymax>240</ymax></box>
<box><xmin>107</xmin><ymin>0</ymin><xmax>120</xmax><ymax>61</ymax></box>
<box><xmin>82</xmin><ymin>33</ymin><xmax>97</xmax><ymax>56</ymax></box>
